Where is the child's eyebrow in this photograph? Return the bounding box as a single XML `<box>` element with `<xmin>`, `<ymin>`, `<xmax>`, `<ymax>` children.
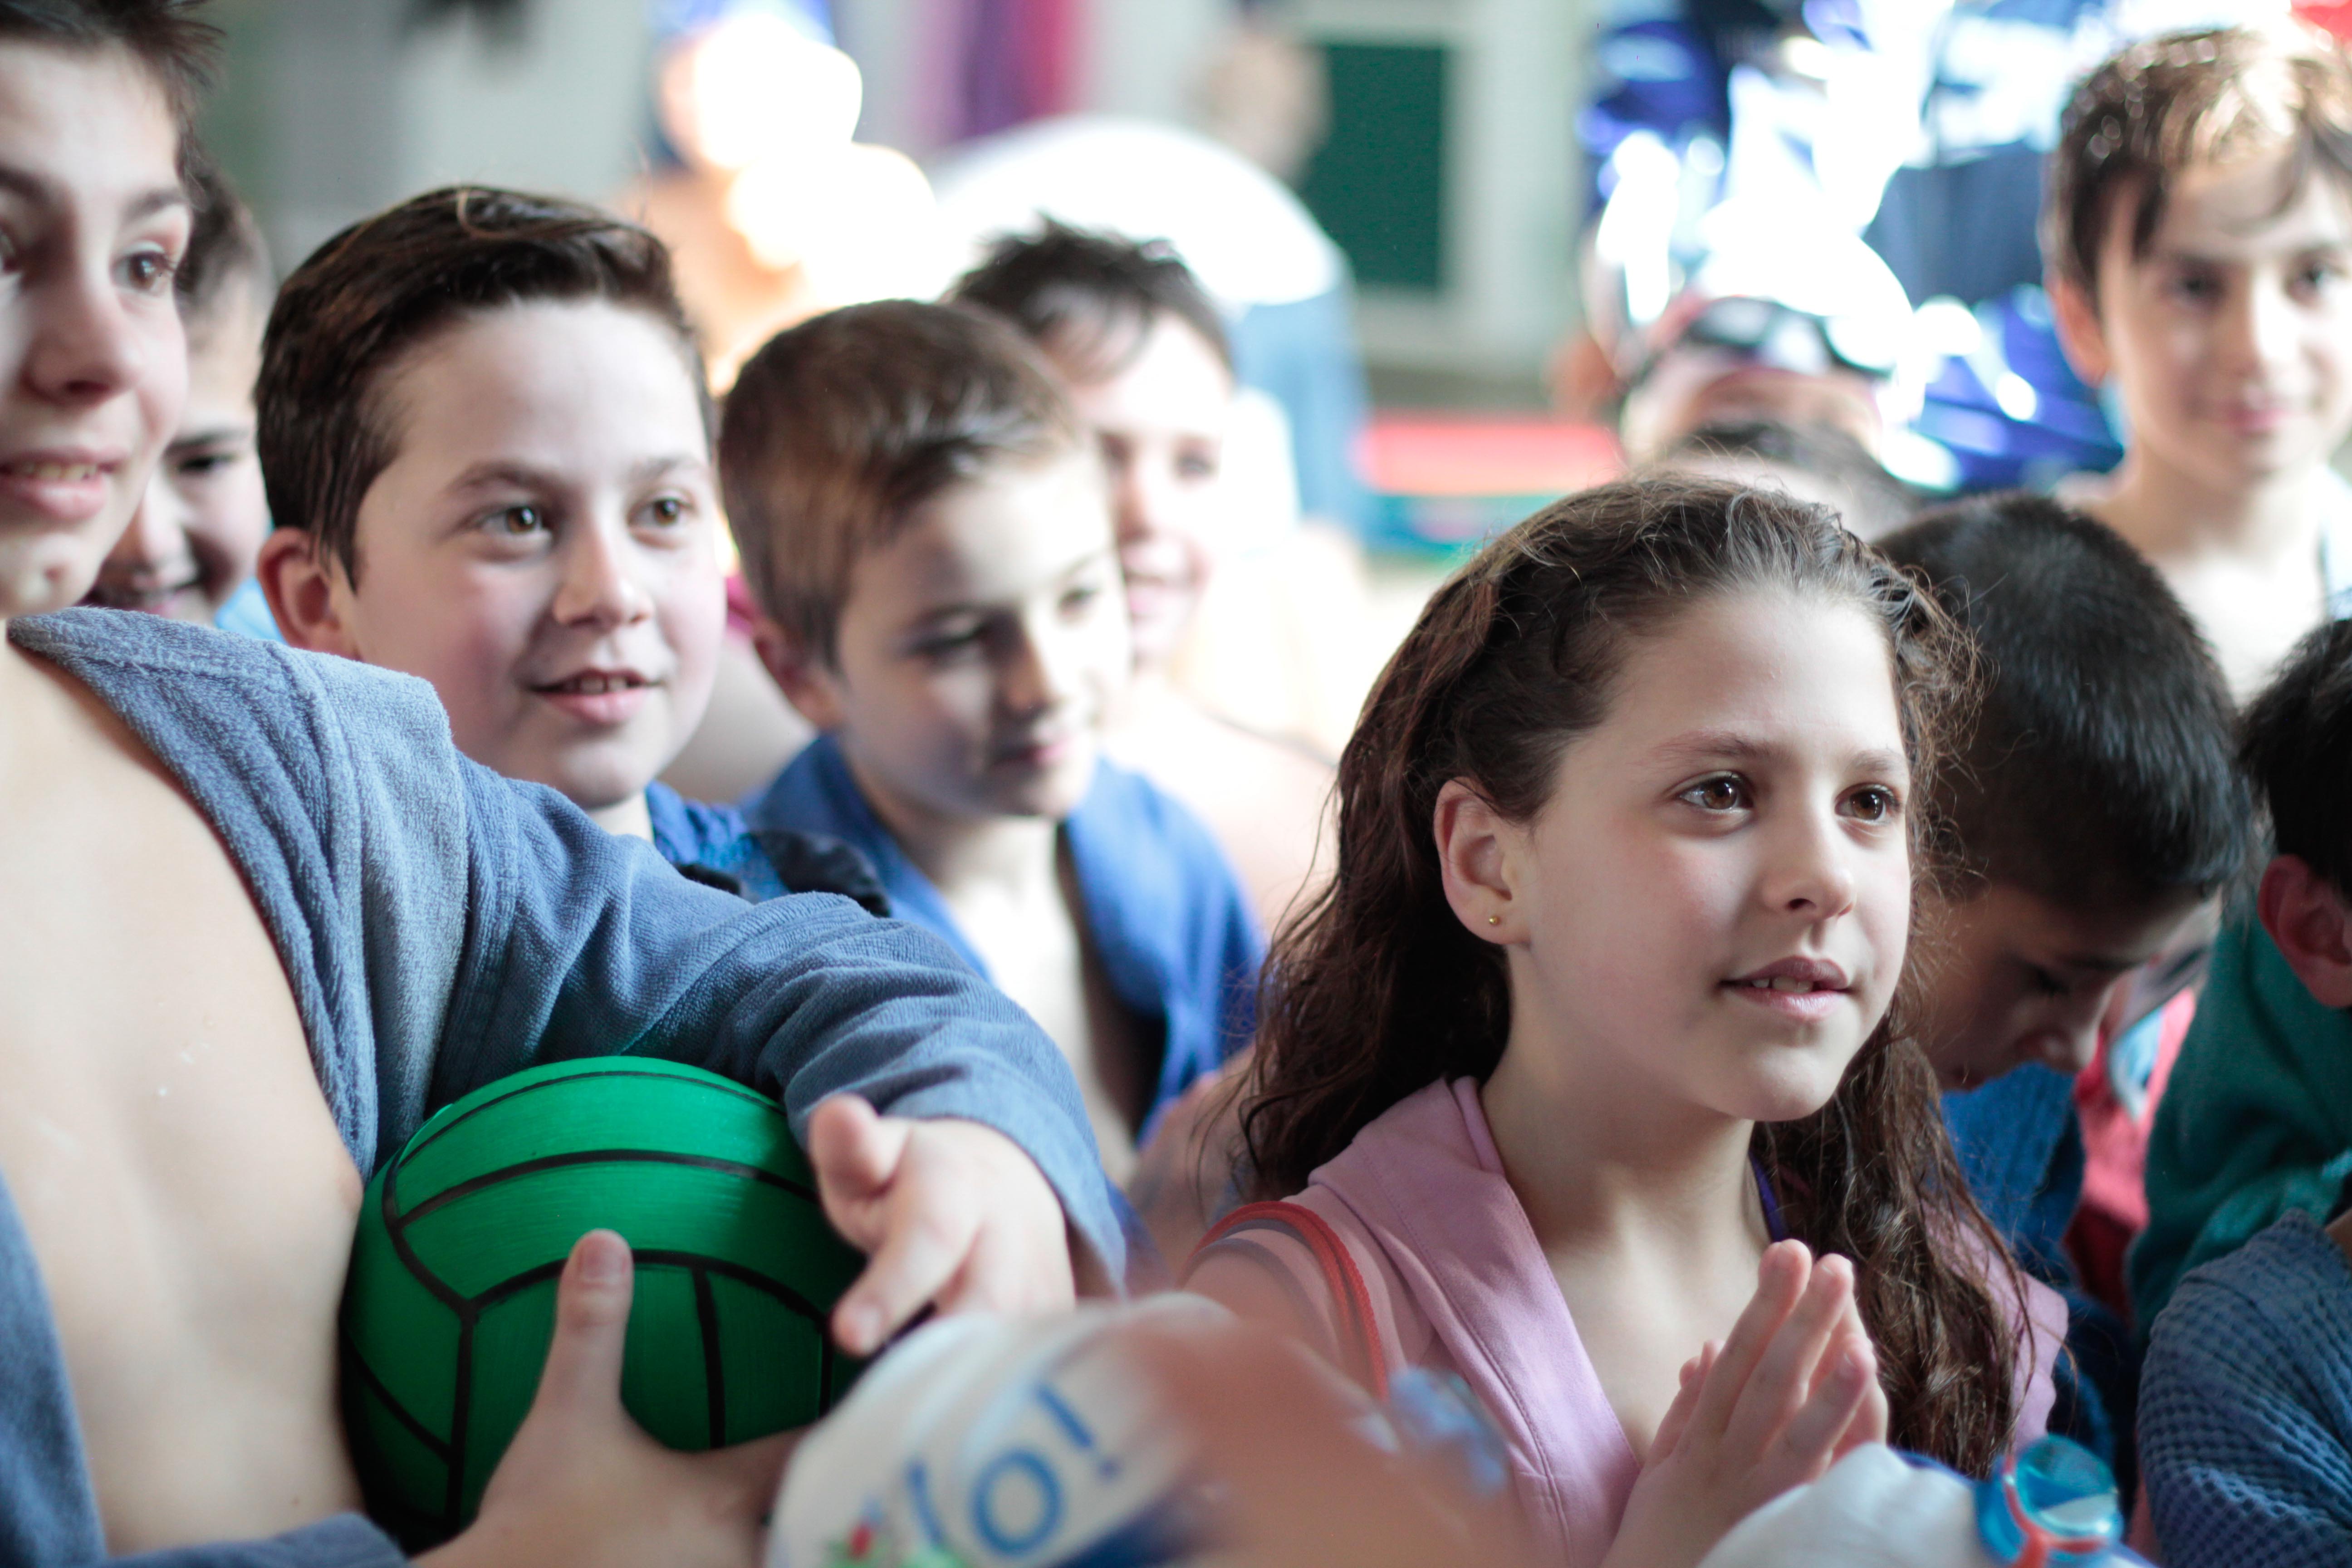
<box><xmin>625</xmin><ymin>453</ymin><xmax>710</xmax><ymax>484</ymax></box>
<box><xmin>0</xmin><ymin>162</ymin><xmax>188</xmax><ymax>224</ymax></box>
<box><xmin>441</xmin><ymin>460</ymin><xmax>561</xmax><ymax>496</ymax></box>
<box><xmin>167</xmin><ymin>422</ymin><xmax>251</xmax><ymax>451</ymax></box>
<box><xmin>1648</xmin><ymin>729</ymin><xmax>1907</xmax><ymax>777</ymax></box>
<box><xmin>902</xmin><ymin>547</ymin><xmax>1117</xmax><ymax>624</ymax></box>
<box><xmin>438</xmin><ymin>455</ymin><xmax>708</xmax><ymax>497</ymax></box>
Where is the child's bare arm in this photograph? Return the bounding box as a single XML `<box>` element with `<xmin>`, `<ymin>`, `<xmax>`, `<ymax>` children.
<box><xmin>439</xmin><ymin>761</ymin><xmax>1124</xmax><ymax>1307</ymax></box>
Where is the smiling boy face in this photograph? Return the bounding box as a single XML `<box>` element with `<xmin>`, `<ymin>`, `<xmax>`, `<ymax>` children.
<box><xmin>784</xmin><ymin>446</ymin><xmax>1130</xmax><ymax>828</ymax></box>
<box><xmin>88</xmin><ymin>281</ymin><xmax>265</xmax><ymax>621</ymax></box>
<box><xmin>271</xmin><ymin>298</ymin><xmax>724</xmax><ymax>815</ymax></box>
<box><xmin>0</xmin><ymin>40</ymin><xmax>188</xmax><ymax>619</ymax></box>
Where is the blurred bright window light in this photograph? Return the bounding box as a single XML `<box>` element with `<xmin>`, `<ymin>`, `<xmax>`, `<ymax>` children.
<box><xmin>673</xmin><ymin>11</ymin><xmax>862</xmax><ymax>171</ymax></box>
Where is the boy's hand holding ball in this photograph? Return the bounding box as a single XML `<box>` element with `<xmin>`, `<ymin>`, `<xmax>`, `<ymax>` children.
<box><xmin>420</xmin><ymin>1231</ymin><xmax>799</xmax><ymax>1568</ymax></box>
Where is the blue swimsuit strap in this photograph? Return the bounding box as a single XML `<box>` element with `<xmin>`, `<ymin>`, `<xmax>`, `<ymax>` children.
<box><xmin>1751</xmin><ymin>1156</ymin><xmax>1789</xmax><ymax>1243</ymax></box>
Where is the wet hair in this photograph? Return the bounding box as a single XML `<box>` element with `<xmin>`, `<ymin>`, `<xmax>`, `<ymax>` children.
<box><xmin>1656</xmin><ymin>420</ymin><xmax>1918</xmax><ymax>541</ymax></box>
<box><xmin>1239</xmin><ymin>477</ymin><xmax>2026</xmax><ymax>1474</ymax></box>
<box><xmin>2046</xmin><ymin>24</ymin><xmax>2352</xmax><ymax>305</ymax></box>
<box><xmin>256</xmin><ymin>186</ymin><xmax>706</xmax><ymax>582</ymax></box>
<box><xmin>0</xmin><ymin>0</ymin><xmax>219</xmax><ymax>135</ymax></box>
<box><xmin>2241</xmin><ymin>617</ymin><xmax>2352</xmax><ymax>897</ymax></box>
<box><xmin>719</xmin><ymin>299</ymin><xmax>1085</xmax><ymax>665</ymax></box>
<box><xmin>1879</xmin><ymin>494</ymin><xmax>2248</xmax><ymax>917</ymax></box>
<box><xmin>947</xmin><ymin>220</ymin><xmax>1233</xmax><ymax>383</ymax></box>
<box><xmin>177</xmin><ymin>151</ymin><xmax>268</xmax><ymax>323</ymax></box>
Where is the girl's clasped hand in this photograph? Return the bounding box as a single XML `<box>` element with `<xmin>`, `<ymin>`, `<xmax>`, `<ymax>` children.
<box><xmin>1607</xmin><ymin>1241</ymin><xmax>1887</xmax><ymax>1568</ymax></box>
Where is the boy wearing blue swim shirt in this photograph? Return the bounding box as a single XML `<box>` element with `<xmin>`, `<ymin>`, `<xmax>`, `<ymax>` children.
<box><xmin>722</xmin><ymin>301</ymin><xmax>1264</xmax><ymax>1188</ymax></box>
<box><xmin>0</xmin><ymin>6</ymin><xmax>1114</xmax><ymax>1564</ymax></box>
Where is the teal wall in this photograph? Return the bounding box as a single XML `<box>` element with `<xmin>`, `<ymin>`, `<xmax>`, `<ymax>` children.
<box><xmin>1297</xmin><ymin>41</ymin><xmax>1448</xmax><ymax>293</ymax></box>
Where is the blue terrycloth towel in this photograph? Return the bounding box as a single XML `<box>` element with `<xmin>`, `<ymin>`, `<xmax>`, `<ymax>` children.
<box><xmin>2141</xmin><ymin>1210</ymin><xmax>2352</xmax><ymax>1568</ymax></box>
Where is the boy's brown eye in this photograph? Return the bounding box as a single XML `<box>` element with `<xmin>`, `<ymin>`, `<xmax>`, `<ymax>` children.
<box><xmin>120</xmin><ymin>248</ymin><xmax>176</xmax><ymax>293</ymax></box>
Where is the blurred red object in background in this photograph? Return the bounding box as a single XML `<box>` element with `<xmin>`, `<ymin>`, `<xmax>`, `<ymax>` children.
<box><xmin>2299</xmin><ymin>1</ymin><xmax>2352</xmax><ymax>39</ymax></box>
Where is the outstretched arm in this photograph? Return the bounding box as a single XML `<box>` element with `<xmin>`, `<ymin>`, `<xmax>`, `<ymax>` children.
<box><xmin>434</xmin><ymin>764</ymin><xmax>1121</xmax><ymax>1328</ymax></box>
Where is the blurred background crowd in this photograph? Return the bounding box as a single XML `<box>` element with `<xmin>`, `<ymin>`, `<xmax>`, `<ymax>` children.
<box><xmin>181</xmin><ymin>0</ymin><xmax>2352</xmax><ymax>783</ymax></box>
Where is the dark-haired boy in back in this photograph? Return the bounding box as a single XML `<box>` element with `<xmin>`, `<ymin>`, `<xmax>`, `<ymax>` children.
<box><xmin>949</xmin><ymin>223</ymin><xmax>1335</xmax><ymax>938</ymax></box>
<box><xmin>2136</xmin><ymin>617</ymin><xmax>2352</xmax><ymax>1568</ymax></box>
<box><xmin>723</xmin><ymin>300</ymin><xmax>1263</xmax><ymax>1191</ymax></box>
<box><xmin>1878</xmin><ymin>492</ymin><xmax>2250</xmax><ymax>1473</ymax></box>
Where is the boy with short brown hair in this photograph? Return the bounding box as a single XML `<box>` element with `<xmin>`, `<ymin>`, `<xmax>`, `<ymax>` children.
<box><xmin>725</xmin><ymin>300</ymin><xmax>1263</xmax><ymax>1188</ymax></box>
<box><xmin>2044</xmin><ymin>22</ymin><xmax>2352</xmax><ymax>698</ymax></box>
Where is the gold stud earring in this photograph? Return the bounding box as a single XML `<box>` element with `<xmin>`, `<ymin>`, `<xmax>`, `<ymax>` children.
<box><xmin>1487</xmin><ymin>913</ymin><xmax>1501</xmax><ymax>926</ymax></box>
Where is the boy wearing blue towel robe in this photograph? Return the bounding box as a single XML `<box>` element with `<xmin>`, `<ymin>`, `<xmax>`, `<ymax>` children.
<box><xmin>721</xmin><ymin>301</ymin><xmax>1265</xmax><ymax>1187</ymax></box>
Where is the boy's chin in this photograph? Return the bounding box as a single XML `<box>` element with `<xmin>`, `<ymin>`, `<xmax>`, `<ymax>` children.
<box><xmin>0</xmin><ymin>528</ymin><xmax>113</xmax><ymax>620</ymax></box>
<box><xmin>526</xmin><ymin>739</ymin><xmax>672</xmax><ymax>820</ymax></box>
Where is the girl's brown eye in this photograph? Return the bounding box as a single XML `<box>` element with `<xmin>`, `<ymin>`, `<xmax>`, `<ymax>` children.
<box><xmin>1682</xmin><ymin>776</ymin><xmax>1747</xmax><ymax>811</ymax></box>
<box><xmin>1848</xmin><ymin>786</ymin><xmax>1897</xmax><ymax>822</ymax></box>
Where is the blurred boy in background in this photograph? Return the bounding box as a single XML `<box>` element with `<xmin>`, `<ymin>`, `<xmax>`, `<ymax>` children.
<box><xmin>1654</xmin><ymin>419</ymin><xmax>1917</xmax><ymax>540</ymax></box>
<box><xmin>2045</xmin><ymin>23</ymin><xmax>2352</xmax><ymax>700</ymax></box>
<box><xmin>83</xmin><ymin>155</ymin><xmax>274</xmax><ymax>633</ymax></box>
<box><xmin>950</xmin><ymin>224</ymin><xmax>1333</xmax><ymax>932</ymax></box>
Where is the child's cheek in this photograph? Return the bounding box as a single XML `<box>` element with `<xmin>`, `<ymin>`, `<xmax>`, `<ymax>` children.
<box><xmin>1858</xmin><ymin>850</ymin><xmax>1913</xmax><ymax>1018</ymax></box>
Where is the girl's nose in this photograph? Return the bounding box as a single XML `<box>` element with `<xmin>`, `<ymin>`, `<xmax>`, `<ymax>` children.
<box><xmin>1764</xmin><ymin>808</ymin><xmax>1859</xmax><ymax>920</ymax></box>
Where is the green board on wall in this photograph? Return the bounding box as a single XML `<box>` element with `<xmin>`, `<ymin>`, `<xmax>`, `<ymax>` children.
<box><xmin>1298</xmin><ymin>41</ymin><xmax>1448</xmax><ymax>293</ymax></box>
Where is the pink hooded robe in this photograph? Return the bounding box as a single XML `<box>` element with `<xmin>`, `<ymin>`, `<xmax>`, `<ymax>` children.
<box><xmin>1185</xmin><ymin>1078</ymin><xmax>2063</xmax><ymax>1568</ymax></box>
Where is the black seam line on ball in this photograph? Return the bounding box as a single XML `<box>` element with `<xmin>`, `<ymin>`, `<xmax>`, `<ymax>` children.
<box><xmin>445</xmin><ymin>1312</ymin><xmax>476</xmax><ymax>1535</ymax></box>
<box><xmin>397</xmin><ymin>1146</ymin><xmax>818</xmax><ymax>1230</ymax></box>
<box><xmin>340</xmin><ymin>1323</ymin><xmax>456</xmax><ymax>1461</ymax></box>
<box><xmin>397</xmin><ymin>1065</ymin><xmax>782</xmax><ymax>1170</ymax></box>
<box><xmin>382</xmin><ymin>1161</ymin><xmax>473</xmax><ymax>1314</ymax></box>
<box><xmin>695</xmin><ymin>1267</ymin><xmax>726</xmax><ymax>1446</ymax></box>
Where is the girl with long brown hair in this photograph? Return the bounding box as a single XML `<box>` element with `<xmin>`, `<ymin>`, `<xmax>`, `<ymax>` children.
<box><xmin>1185</xmin><ymin>479</ymin><xmax>2059</xmax><ymax>1568</ymax></box>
